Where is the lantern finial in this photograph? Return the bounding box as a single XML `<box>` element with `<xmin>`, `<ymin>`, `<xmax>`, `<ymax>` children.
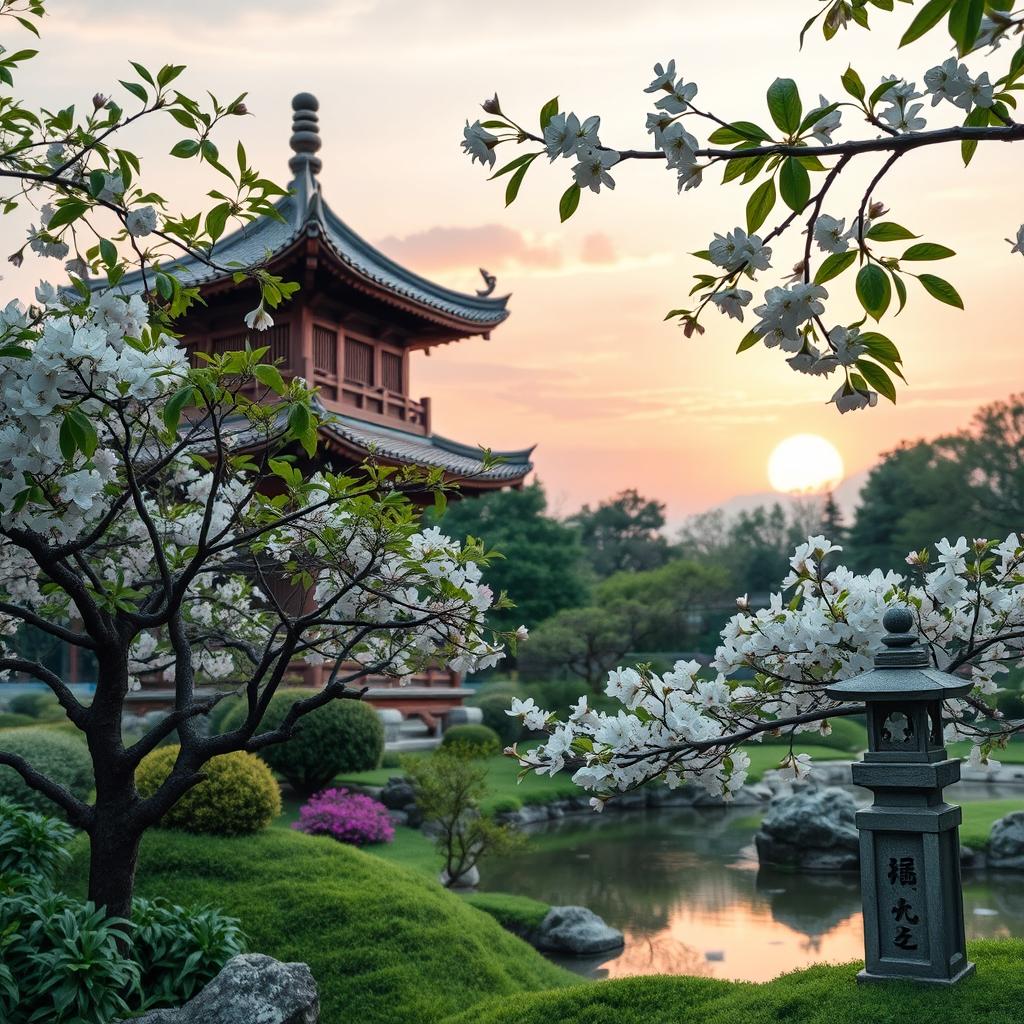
<box><xmin>876</xmin><ymin>606</ymin><xmax>928</xmax><ymax>668</ymax></box>
<box><xmin>289</xmin><ymin>92</ymin><xmax>322</xmax><ymax>177</ymax></box>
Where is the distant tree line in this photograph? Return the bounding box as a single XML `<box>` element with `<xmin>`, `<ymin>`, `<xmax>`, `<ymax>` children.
<box><xmin>434</xmin><ymin>393</ymin><xmax>1024</xmax><ymax>689</ymax></box>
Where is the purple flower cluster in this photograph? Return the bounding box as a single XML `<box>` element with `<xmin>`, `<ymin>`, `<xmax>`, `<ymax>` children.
<box><xmin>292</xmin><ymin>787</ymin><xmax>394</xmax><ymax>847</ymax></box>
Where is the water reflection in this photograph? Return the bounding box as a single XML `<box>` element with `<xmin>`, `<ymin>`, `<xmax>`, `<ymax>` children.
<box><xmin>483</xmin><ymin>801</ymin><xmax>1024</xmax><ymax>982</ymax></box>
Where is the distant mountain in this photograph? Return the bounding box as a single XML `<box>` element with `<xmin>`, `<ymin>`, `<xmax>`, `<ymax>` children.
<box><xmin>693</xmin><ymin>467</ymin><xmax>870</xmax><ymax>524</ymax></box>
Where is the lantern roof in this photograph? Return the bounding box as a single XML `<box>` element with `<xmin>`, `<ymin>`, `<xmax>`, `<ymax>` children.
<box><xmin>824</xmin><ymin>606</ymin><xmax>974</xmax><ymax>703</ymax></box>
<box><xmin>90</xmin><ymin>93</ymin><xmax>511</xmax><ymax>333</ymax></box>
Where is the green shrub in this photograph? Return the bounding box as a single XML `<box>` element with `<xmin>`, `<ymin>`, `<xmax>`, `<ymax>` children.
<box><xmin>131</xmin><ymin>897</ymin><xmax>246</xmax><ymax>1009</ymax></box>
<box><xmin>9</xmin><ymin>691</ymin><xmax>62</xmax><ymax>719</ymax></box>
<box><xmin>0</xmin><ymin>727</ymin><xmax>92</xmax><ymax>814</ymax></box>
<box><xmin>0</xmin><ymin>797</ymin><xmax>74</xmax><ymax>882</ymax></box>
<box><xmin>441</xmin><ymin>723</ymin><xmax>501</xmax><ymax>758</ymax></box>
<box><xmin>380</xmin><ymin>750</ymin><xmax>403</xmax><ymax>769</ymax></box>
<box><xmin>0</xmin><ymin>882</ymin><xmax>139</xmax><ymax>1024</ymax></box>
<box><xmin>489</xmin><ymin>795</ymin><xmax>523</xmax><ymax>814</ymax></box>
<box><xmin>221</xmin><ymin>690</ymin><xmax>384</xmax><ymax>795</ymax></box>
<box><xmin>135</xmin><ymin>746</ymin><xmax>281</xmax><ymax>836</ymax></box>
<box><xmin>206</xmin><ymin>693</ymin><xmax>242</xmax><ymax>734</ymax></box>
<box><xmin>0</xmin><ymin>712</ymin><xmax>34</xmax><ymax>729</ymax></box>
<box><xmin>474</xmin><ymin>695</ymin><xmax>523</xmax><ymax>747</ymax></box>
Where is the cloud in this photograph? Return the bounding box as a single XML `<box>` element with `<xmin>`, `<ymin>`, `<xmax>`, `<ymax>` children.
<box><xmin>580</xmin><ymin>232</ymin><xmax>617</xmax><ymax>265</ymax></box>
<box><xmin>375</xmin><ymin>224</ymin><xmax>562</xmax><ymax>274</ymax></box>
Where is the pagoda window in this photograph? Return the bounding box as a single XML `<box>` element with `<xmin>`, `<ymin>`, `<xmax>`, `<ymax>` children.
<box><xmin>382</xmin><ymin>351</ymin><xmax>403</xmax><ymax>394</ymax></box>
<box><xmin>344</xmin><ymin>337</ymin><xmax>374</xmax><ymax>386</ymax></box>
<box><xmin>313</xmin><ymin>325</ymin><xmax>338</xmax><ymax>376</ymax></box>
<box><xmin>208</xmin><ymin>323</ymin><xmax>291</xmax><ymax>368</ymax></box>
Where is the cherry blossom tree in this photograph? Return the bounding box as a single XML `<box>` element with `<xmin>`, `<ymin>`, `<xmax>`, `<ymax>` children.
<box><xmin>461</xmin><ymin>0</ymin><xmax>1024</xmax><ymax>414</ymax></box>
<box><xmin>507</xmin><ymin>534</ymin><xmax>1024</xmax><ymax>809</ymax></box>
<box><xmin>0</xmin><ymin>2</ymin><xmax>513</xmax><ymax>917</ymax></box>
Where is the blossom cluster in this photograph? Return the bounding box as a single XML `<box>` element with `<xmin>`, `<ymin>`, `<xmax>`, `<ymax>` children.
<box><xmin>507</xmin><ymin>533</ymin><xmax>1024</xmax><ymax>809</ymax></box>
<box><xmin>292</xmin><ymin>787</ymin><xmax>395</xmax><ymax>846</ymax></box>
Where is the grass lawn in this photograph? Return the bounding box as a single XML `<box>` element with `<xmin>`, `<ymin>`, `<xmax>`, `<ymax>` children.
<box><xmin>960</xmin><ymin>798</ymin><xmax>1024</xmax><ymax>849</ymax></box>
<box><xmin>440</xmin><ymin>940</ymin><xmax>1024</xmax><ymax>1024</ymax></box>
<box><xmin>67</xmin><ymin>827</ymin><xmax>572</xmax><ymax>1024</ymax></box>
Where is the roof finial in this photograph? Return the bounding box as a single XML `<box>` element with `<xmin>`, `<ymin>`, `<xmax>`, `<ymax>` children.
<box><xmin>289</xmin><ymin>92</ymin><xmax>322</xmax><ymax>176</ymax></box>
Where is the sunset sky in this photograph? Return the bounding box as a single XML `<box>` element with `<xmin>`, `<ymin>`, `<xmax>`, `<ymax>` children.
<box><xmin>7</xmin><ymin>1</ymin><xmax>1022</xmax><ymax>524</ymax></box>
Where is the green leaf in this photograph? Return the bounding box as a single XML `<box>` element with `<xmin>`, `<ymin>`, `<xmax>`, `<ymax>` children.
<box><xmin>559</xmin><ymin>184</ymin><xmax>580</xmax><ymax>223</ymax></box>
<box><xmin>129</xmin><ymin>61</ymin><xmax>155</xmax><ymax>85</ymax></box>
<box><xmin>856</xmin><ymin>263</ymin><xmax>892</xmax><ymax>320</ymax></box>
<box><xmin>856</xmin><ymin>359</ymin><xmax>898</xmax><ymax>402</ymax></box>
<box><xmin>67</xmin><ymin>409</ymin><xmax>97</xmax><ymax>457</ymax></box>
<box><xmin>119</xmin><ymin>79</ymin><xmax>148</xmax><ymax>103</ymax></box>
<box><xmin>59</xmin><ymin>415</ymin><xmax>77</xmax><ymax>461</ymax></box>
<box><xmin>814</xmin><ymin>250</ymin><xmax>858</xmax><ymax>284</ymax></box>
<box><xmin>899</xmin><ymin>0</ymin><xmax>954</xmax><ymax>46</ymax></box>
<box><xmin>45</xmin><ymin>199</ymin><xmax>89</xmax><ymax>230</ymax></box>
<box><xmin>539</xmin><ymin>96</ymin><xmax>559</xmax><ymax>131</ymax></box>
<box><xmin>918</xmin><ymin>273</ymin><xmax>964</xmax><ymax>308</ymax></box>
<box><xmin>489</xmin><ymin>152</ymin><xmax>538</xmax><ymax>179</ymax></box>
<box><xmin>745</xmin><ymin>178</ymin><xmax>776</xmax><ymax>233</ymax></box>
<box><xmin>766</xmin><ymin>78</ymin><xmax>802</xmax><ymax>135</ymax></box>
<box><xmin>841</xmin><ymin>66</ymin><xmax>866</xmax><ymax>102</ymax></box>
<box><xmin>205</xmin><ymin>202</ymin><xmax>231</xmax><ymax>243</ymax></box>
<box><xmin>254</xmin><ymin>364</ymin><xmax>286</xmax><ymax>395</ymax></box>
<box><xmin>505</xmin><ymin>162</ymin><xmax>530</xmax><ymax>206</ymax></box>
<box><xmin>170</xmin><ymin>139</ymin><xmax>200</xmax><ymax>159</ymax></box>
<box><xmin>798</xmin><ymin>102</ymin><xmax>840</xmax><ymax>135</ymax></box>
<box><xmin>891</xmin><ymin>271</ymin><xmax>908</xmax><ymax>315</ymax></box>
<box><xmin>868</xmin><ymin>79</ymin><xmax>900</xmax><ymax>108</ymax></box>
<box><xmin>709</xmin><ymin>121</ymin><xmax>772</xmax><ymax>144</ymax></box>
<box><xmin>779</xmin><ymin>157</ymin><xmax>810</xmax><ymax>212</ymax></box>
<box><xmin>154</xmin><ymin>272</ymin><xmax>173</xmax><ymax>300</ymax></box>
<box><xmin>99</xmin><ymin>238</ymin><xmax>117</xmax><ymax>267</ymax></box>
<box><xmin>866</xmin><ymin>221</ymin><xmax>920</xmax><ymax>242</ymax></box>
<box><xmin>288</xmin><ymin>402</ymin><xmax>311</xmax><ymax>439</ymax></box>
<box><xmin>901</xmin><ymin>242</ymin><xmax>956</xmax><ymax>260</ymax></box>
<box><xmin>736</xmin><ymin>329</ymin><xmax>761</xmax><ymax>353</ymax></box>
<box><xmin>961</xmin><ymin>105</ymin><xmax>989</xmax><ymax>166</ymax></box>
<box><xmin>162</xmin><ymin>386</ymin><xmax>195</xmax><ymax>433</ymax></box>
<box><xmin>948</xmin><ymin>0</ymin><xmax>984</xmax><ymax>55</ymax></box>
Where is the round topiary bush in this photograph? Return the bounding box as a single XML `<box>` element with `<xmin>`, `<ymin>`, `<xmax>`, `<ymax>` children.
<box><xmin>0</xmin><ymin>712</ymin><xmax>35</xmax><ymax>729</ymax></box>
<box><xmin>0</xmin><ymin>727</ymin><xmax>92</xmax><ymax>814</ymax></box>
<box><xmin>472</xmin><ymin>695</ymin><xmax>523</xmax><ymax>747</ymax></box>
<box><xmin>9</xmin><ymin>692</ymin><xmax>63</xmax><ymax>720</ymax></box>
<box><xmin>440</xmin><ymin>723</ymin><xmax>501</xmax><ymax>758</ymax></box>
<box><xmin>221</xmin><ymin>690</ymin><xmax>384</xmax><ymax>796</ymax></box>
<box><xmin>135</xmin><ymin>745</ymin><xmax>281</xmax><ymax>836</ymax></box>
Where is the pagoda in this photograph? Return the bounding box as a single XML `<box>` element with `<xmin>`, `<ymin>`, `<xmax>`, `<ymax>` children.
<box><xmin>90</xmin><ymin>93</ymin><xmax>534</xmax><ymax>739</ymax></box>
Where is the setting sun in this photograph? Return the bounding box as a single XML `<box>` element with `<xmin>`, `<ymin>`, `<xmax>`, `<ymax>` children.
<box><xmin>767</xmin><ymin>434</ymin><xmax>845</xmax><ymax>495</ymax></box>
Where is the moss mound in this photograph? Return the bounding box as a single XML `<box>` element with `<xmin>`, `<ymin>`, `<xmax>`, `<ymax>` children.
<box><xmin>442</xmin><ymin>940</ymin><xmax>1024</xmax><ymax>1024</ymax></box>
<box><xmin>69</xmin><ymin>827</ymin><xmax>571</xmax><ymax>1024</ymax></box>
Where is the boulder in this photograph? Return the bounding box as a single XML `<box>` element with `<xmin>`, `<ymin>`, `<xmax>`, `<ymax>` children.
<box><xmin>755</xmin><ymin>786</ymin><xmax>860</xmax><ymax>872</ymax></box>
<box><xmin>988</xmin><ymin>811</ymin><xmax>1024</xmax><ymax>870</ymax></box>
<box><xmin>532</xmin><ymin>905</ymin><xmax>624</xmax><ymax>955</ymax></box>
<box><xmin>439</xmin><ymin>863</ymin><xmax>480</xmax><ymax>888</ymax></box>
<box><xmin>125</xmin><ymin>953</ymin><xmax>318</xmax><ymax>1024</ymax></box>
<box><xmin>378</xmin><ymin>776</ymin><xmax>417</xmax><ymax>810</ymax></box>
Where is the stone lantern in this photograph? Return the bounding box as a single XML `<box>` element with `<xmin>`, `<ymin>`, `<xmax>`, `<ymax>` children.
<box><xmin>824</xmin><ymin>606</ymin><xmax>975</xmax><ymax>986</ymax></box>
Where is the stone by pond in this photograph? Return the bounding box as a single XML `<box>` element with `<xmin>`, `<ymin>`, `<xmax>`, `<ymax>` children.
<box><xmin>481</xmin><ymin>792</ymin><xmax>1024</xmax><ymax>983</ymax></box>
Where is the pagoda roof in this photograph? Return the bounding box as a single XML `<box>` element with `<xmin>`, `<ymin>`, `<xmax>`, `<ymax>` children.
<box><xmin>91</xmin><ymin>93</ymin><xmax>510</xmax><ymax>333</ymax></box>
<box><xmin>217</xmin><ymin>402</ymin><xmax>533</xmax><ymax>485</ymax></box>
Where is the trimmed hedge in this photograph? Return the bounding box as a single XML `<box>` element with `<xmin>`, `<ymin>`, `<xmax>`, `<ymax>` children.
<box><xmin>221</xmin><ymin>690</ymin><xmax>384</xmax><ymax>795</ymax></box>
<box><xmin>0</xmin><ymin>712</ymin><xmax>35</xmax><ymax>729</ymax></box>
<box><xmin>441</xmin><ymin>724</ymin><xmax>501</xmax><ymax>758</ymax></box>
<box><xmin>9</xmin><ymin>692</ymin><xmax>63</xmax><ymax>719</ymax></box>
<box><xmin>463</xmin><ymin>892</ymin><xmax>550</xmax><ymax>934</ymax></box>
<box><xmin>0</xmin><ymin>727</ymin><xmax>92</xmax><ymax>814</ymax></box>
<box><xmin>136</xmin><ymin>746</ymin><xmax>281</xmax><ymax>836</ymax></box>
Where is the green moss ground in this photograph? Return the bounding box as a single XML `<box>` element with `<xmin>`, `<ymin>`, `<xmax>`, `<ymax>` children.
<box><xmin>441</xmin><ymin>940</ymin><xmax>1024</xmax><ymax>1024</ymax></box>
<box><xmin>67</xmin><ymin>828</ymin><xmax>572</xmax><ymax>1024</ymax></box>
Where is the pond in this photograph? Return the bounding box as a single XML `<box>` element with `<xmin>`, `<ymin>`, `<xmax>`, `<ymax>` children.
<box><xmin>483</xmin><ymin>784</ymin><xmax>1024</xmax><ymax>983</ymax></box>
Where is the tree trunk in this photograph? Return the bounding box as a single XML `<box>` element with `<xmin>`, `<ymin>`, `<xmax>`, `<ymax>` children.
<box><xmin>87</xmin><ymin>808</ymin><xmax>143</xmax><ymax>919</ymax></box>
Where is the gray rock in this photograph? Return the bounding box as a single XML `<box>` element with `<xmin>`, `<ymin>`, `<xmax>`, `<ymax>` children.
<box><xmin>444</xmin><ymin>706</ymin><xmax>483</xmax><ymax>727</ymax></box>
<box><xmin>755</xmin><ymin>787</ymin><xmax>860</xmax><ymax>872</ymax></box>
<box><xmin>126</xmin><ymin>953</ymin><xmax>318</xmax><ymax>1024</ymax></box>
<box><xmin>440</xmin><ymin>863</ymin><xmax>480</xmax><ymax>888</ymax></box>
<box><xmin>378</xmin><ymin>776</ymin><xmax>416</xmax><ymax>810</ymax></box>
<box><xmin>386</xmin><ymin>809</ymin><xmax>409</xmax><ymax>827</ymax></box>
<box><xmin>988</xmin><ymin>811</ymin><xmax>1024</xmax><ymax>870</ymax></box>
<box><xmin>515</xmin><ymin>804</ymin><xmax>551</xmax><ymax>825</ymax></box>
<box><xmin>533</xmin><ymin>905</ymin><xmax>624</xmax><ymax>955</ymax></box>
<box><xmin>404</xmin><ymin>805</ymin><xmax>424</xmax><ymax>829</ymax></box>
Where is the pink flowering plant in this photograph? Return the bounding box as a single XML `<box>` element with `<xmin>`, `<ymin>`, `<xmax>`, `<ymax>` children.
<box><xmin>293</xmin><ymin>788</ymin><xmax>395</xmax><ymax>847</ymax></box>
